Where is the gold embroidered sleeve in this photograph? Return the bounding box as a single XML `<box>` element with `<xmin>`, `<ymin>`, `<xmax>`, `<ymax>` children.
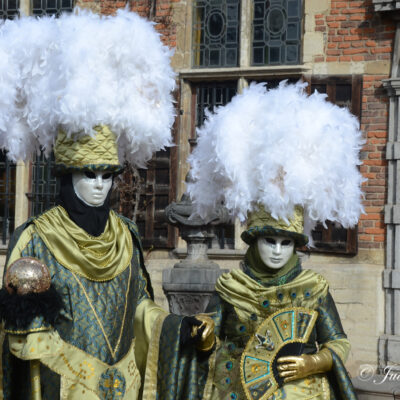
<box><xmin>133</xmin><ymin>299</ymin><xmax>168</xmax><ymax>380</ymax></box>
<box><xmin>8</xmin><ymin>330</ymin><xmax>62</xmax><ymax>361</ymax></box>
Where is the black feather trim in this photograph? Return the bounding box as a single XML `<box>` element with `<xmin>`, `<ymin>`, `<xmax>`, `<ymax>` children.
<box><xmin>0</xmin><ymin>285</ymin><xmax>63</xmax><ymax>330</ymax></box>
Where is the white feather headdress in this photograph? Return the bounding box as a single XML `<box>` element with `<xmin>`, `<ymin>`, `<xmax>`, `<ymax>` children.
<box><xmin>187</xmin><ymin>82</ymin><xmax>365</xmax><ymax>230</ymax></box>
<box><xmin>0</xmin><ymin>8</ymin><xmax>175</xmax><ymax>167</ymax></box>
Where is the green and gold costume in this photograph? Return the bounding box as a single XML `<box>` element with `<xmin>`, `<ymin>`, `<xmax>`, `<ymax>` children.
<box><xmin>0</xmin><ymin>127</ymin><xmax>212</xmax><ymax>400</ymax></box>
<box><xmin>204</xmin><ymin>253</ymin><xmax>357</xmax><ymax>400</ymax></box>
<box><xmin>1</xmin><ymin>205</ymin><xmax>172</xmax><ymax>399</ymax></box>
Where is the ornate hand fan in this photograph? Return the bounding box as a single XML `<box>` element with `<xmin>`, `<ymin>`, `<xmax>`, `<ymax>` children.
<box><xmin>240</xmin><ymin>307</ymin><xmax>318</xmax><ymax>400</ymax></box>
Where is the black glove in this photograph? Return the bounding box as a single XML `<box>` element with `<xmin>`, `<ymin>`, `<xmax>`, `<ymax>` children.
<box><xmin>179</xmin><ymin>316</ymin><xmax>204</xmax><ymax>347</ymax></box>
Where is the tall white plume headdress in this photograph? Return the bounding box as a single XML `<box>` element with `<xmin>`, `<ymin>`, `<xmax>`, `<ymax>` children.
<box><xmin>187</xmin><ymin>81</ymin><xmax>365</xmax><ymax>237</ymax></box>
<box><xmin>0</xmin><ymin>8</ymin><xmax>175</xmax><ymax>167</ymax></box>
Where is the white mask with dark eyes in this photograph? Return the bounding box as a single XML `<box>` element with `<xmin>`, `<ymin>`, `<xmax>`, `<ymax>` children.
<box><xmin>257</xmin><ymin>236</ymin><xmax>295</xmax><ymax>269</ymax></box>
<box><xmin>72</xmin><ymin>171</ymin><xmax>113</xmax><ymax>207</ymax></box>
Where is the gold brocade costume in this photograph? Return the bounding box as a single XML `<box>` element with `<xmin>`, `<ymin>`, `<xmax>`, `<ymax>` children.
<box><xmin>1</xmin><ymin>206</ymin><xmax>168</xmax><ymax>399</ymax></box>
<box><xmin>205</xmin><ymin>267</ymin><xmax>353</xmax><ymax>400</ymax></box>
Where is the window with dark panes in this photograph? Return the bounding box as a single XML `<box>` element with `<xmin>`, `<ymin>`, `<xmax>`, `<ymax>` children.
<box><xmin>252</xmin><ymin>0</ymin><xmax>302</xmax><ymax>66</ymax></box>
<box><xmin>28</xmin><ymin>151</ymin><xmax>59</xmax><ymax>217</ymax></box>
<box><xmin>134</xmin><ymin>148</ymin><xmax>175</xmax><ymax>248</ymax></box>
<box><xmin>1</xmin><ymin>0</ymin><xmax>19</xmax><ymax>19</ymax></box>
<box><xmin>193</xmin><ymin>82</ymin><xmax>237</xmax><ymax>138</ymax></box>
<box><xmin>192</xmin><ymin>82</ymin><xmax>237</xmax><ymax>249</ymax></box>
<box><xmin>31</xmin><ymin>0</ymin><xmax>73</xmax><ymax>16</ymax></box>
<box><xmin>192</xmin><ymin>0</ymin><xmax>240</xmax><ymax>68</ymax></box>
<box><xmin>304</xmin><ymin>75</ymin><xmax>362</xmax><ymax>255</ymax></box>
<box><xmin>0</xmin><ymin>151</ymin><xmax>16</xmax><ymax>244</ymax></box>
<box><xmin>113</xmin><ymin>154</ymin><xmax>175</xmax><ymax>250</ymax></box>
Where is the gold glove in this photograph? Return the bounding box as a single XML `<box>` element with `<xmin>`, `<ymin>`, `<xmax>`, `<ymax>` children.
<box><xmin>277</xmin><ymin>348</ymin><xmax>333</xmax><ymax>383</ymax></box>
<box><xmin>192</xmin><ymin>314</ymin><xmax>215</xmax><ymax>352</ymax></box>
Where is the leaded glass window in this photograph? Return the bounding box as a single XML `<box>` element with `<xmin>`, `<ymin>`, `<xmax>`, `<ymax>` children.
<box><xmin>252</xmin><ymin>0</ymin><xmax>302</xmax><ymax>66</ymax></box>
<box><xmin>31</xmin><ymin>0</ymin><xmax>73</xmax><ymax>16</ymax></box>
<box><xmin>29</xmin><ymin>152</ymin><xmax>59</xmax><ymax>216</ymax></box>
<box><xmin>0</xmin><ymin>151</ymin><xmax>16</xmax><ymax>244</ymax></box>
<box><xmin>0</xmin><ymin>0</ymin><xmax>19</xmax><ymax>19</ymax></box>
<box><xmin>192</xmin><ymin>0</ymin><xmax>240</xmax><ymax>68</ymax></box>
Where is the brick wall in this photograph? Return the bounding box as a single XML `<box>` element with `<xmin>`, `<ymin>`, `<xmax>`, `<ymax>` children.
<box><xmin>314</xmin><ymin>0</ymin><xmax>396</xmax><ymax>250</ymax></box>
<box><xmin>359</xmin><ymin>75</ymin><xmax>388</xmax><ymax>249</ymax></box>
<box><xmin>314</xmin><ymin>0</ymin><xmax>395</xmax><ymax>64</ymax></box>
<box><xmin>314</xmin><ymin>0</ymin><xmax>395</xmax><ymax>62</ymax></box>
<box><xmin>76</xmin><ymin>0</ymin><xmax>177</xmax><ymax>48</ymax></box>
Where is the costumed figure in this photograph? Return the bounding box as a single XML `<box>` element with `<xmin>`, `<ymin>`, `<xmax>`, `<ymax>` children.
<box><xmin>0</xmin><ymin>10</ymin><xmax>214</xmax><ymax>399</ymax></box>
<box><xmin>186</xmin><ymin>82</ymin><xmax>364</xmax><ymax>399</ymax></box>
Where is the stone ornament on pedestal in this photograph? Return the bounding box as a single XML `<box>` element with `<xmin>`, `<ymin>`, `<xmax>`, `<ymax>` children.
<box><xmin>163</xmin><ymin>190</ymin><xmax>229</xmax><ymax>315</ymax></box>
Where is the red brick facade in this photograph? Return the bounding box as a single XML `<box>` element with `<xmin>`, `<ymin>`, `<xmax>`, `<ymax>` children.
<box><xmin>80</xmin><ymin>0</ymin><xmax>178</xmax><ymax>47</ymax></box>
<box><xmin>359</xmin><ymin>75</ymin><xmax>388</xmax><ymax>249</ymax></box>
<box><xmin>313</xmin><ymin>0</ymin><xmax>394</xmax><ymax>250</ymax></box>
<box><xmin>314</xmin><ymin>0</ymin><xmax>394</xmax><ymax>63</ymax></box>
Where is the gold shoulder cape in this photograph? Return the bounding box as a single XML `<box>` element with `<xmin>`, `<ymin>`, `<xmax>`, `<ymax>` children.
<box><xmin>215</xmin><ymin>268</ymin><xmax>329</xmax><ymax>315</ymax></box>
<box><xmin>29</xmin><ymin>205</ymin><xmax>132</xmax><ymax>281</ymax></box>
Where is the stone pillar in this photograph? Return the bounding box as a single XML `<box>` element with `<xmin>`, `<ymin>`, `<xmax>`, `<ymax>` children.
<box><xmin>374</xmin><ymin>0</ymin><xmax>400</xmax><ymax>371</ymax></box>
<box><xmin>353</xmin><ymin>2</ymin><xmax>400</xmax><ymax>398</ymax></box>
<box><xmin>162</xmin><ymin>190</ymin><xmax>229</xmax><ymax>315</ymax></box>
<box><xmin>380</xmin><ymin>74</ymin><xmax>400</xmax><ymax>371</ymax></box>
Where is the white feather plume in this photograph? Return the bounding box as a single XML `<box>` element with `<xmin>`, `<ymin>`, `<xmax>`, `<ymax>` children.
<box><xmin>187</xmin><ymin>81</ymin><xmax>365</xmax><ymax>229</ymax></box>
<box><xmin>0</xmin><ymin>8</ymin><xmax>175</xmax><ymax>167</ymax></box>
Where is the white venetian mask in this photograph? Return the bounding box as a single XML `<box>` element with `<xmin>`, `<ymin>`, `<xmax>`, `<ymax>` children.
<box><xmin>257</xmin><ymin>236</ymin><xmax>294</xmax><ymax>269</ymax></box>
<box><xmin>72</xmin><ymin>171</ymin><xmax>113</xmax><ymax>207</ymax></box>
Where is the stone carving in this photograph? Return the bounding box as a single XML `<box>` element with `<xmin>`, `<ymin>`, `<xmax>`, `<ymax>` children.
<box><xmin>166</xmin><ymin>293</ymin><xmax>214</xmax><ymax>316</ymax></box>
<box><xmin>163</xmin><ymin>174</ymin><xmax>229</xmax><ymax>315</ymax></box>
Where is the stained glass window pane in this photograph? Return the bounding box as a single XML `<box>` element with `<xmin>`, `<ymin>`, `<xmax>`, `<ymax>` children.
<box><xmin>31</xmin><ymin>0</ymin><xmax>73</xmax><ymax>16</ymax></box>
<box><xmin>0</xmin><ymin>0</ymin><xmax>20</xmax><ymax>19</ymax></box>
<box><xmin>193</xmin><ymin>0</ymin><xmax>240</xmax><ymax>68</ymax></box>
<box><xmin>252</xmin><ymin>0</ymin><xmax>302</xmax><ymax>66</ymax></box>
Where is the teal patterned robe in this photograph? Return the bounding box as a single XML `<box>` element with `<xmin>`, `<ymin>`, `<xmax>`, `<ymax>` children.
<box><xmin>1</xmin><ymin>210</ymin><xmax>156</xmax><ymax>399</ymax></box>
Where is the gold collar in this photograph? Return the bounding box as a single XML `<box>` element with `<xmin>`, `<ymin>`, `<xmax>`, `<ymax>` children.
<box><xmin>33</xmin><ymin>206</ymin><xmax>132</xmax><ymax>281</ymax></box>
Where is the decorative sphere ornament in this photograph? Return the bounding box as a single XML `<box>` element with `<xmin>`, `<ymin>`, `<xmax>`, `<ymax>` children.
<box><xmin>5</xmin><ymin>257</ymin><xmax>51</xmax><ymax>295</ymax></box>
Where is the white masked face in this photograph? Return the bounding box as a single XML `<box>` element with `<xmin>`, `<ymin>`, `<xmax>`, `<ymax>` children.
<box><xmin>72</xmin><ymin>171</ymin><xmax>113</xmax><ymax>207</ymax></box>
<box><xmin>257</xmin><ymin>236</ymin><xmax>295</xmax><ymax>269</ymax></box>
